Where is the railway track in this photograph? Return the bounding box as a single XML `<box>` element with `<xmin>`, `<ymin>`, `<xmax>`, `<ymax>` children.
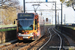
<box><xmin>38</xmin><ymin>27</ymin><xmax>63</xmax><ymax>50</ymax></box>
<box><xmin>39</xmin><ymin>27</ymin><xmax>70</xmax><ymax>50</ymax></box>
<box><xmin>0</xmin><ymin>26</ymin><xmax>72</xmax><ymax>50</ymax></box>
<box><xmin>39</xmin><ymin>27</ymin><xmax>52</xmax><ymax>50</ymax></box>
<box><xmin>0</xmin><ymin>42</ymin><xmax>30</xmax><ymax>50</ymax></box>
<box><xmin>55</xmin><ymin>28</ymin><xmax>75</xmax><ymax>46</ymax></box>
<box><xmin>51</xmin><ymin>28</ymin><xmax>71</xmax><ymax>49</ymax></box>
<box><xmin>52</xmin><ymin>28</ymin><xmax>62</xmax><ymax>50</ymax></box>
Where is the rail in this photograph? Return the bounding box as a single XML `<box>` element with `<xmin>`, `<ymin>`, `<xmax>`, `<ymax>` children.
<box><xmin>52</xmin><ymin>28</ymin><xmax>62</xmax><ymax>50</ymax></box>
<box><xmin>39</xmin><ymin>27</ymin><xmax>52</xmax><ymax>50</ymax></box>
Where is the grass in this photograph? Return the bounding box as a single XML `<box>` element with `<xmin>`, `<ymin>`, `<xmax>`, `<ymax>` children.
<box><xmin>69</xmin><ymin>47</ymin><xmax>75</xmax><ymax>50</ymax></box>
<box><xmin>69</xmin><ymin>27</ymin><xmax>75</xmax><ymax>30</ymax></box>
<box><xmin>64</xmin><ymin>26</ymin><xmax>75</xmax><ymax>30</ymax></box>
<box><xmin>45</xmin><ymin>24</ymin><xmax>55</xmax><ymax>25</ymax></box>
<box><xmin>0</xmin><ymin>25</ymin><xmax>17</xmax><ymax>32</ymax></box>
<box><xmin>0</xmin><ymin>28</ymin><xmax>16</xmax><ymax>32</ymax></box>
<box><xmin>0</xmin><ymin>25</ymin><xmax>17</xmax><ymax>27</ymax></box>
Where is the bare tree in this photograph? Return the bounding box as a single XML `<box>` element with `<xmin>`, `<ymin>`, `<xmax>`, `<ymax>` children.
<box><xmin>0</xmin><ymin>0</ymin><xmax>20</xmax><ymax>25</ymax></box>
<box><xmin>60</xmin><ymin>0</ymin><xmax>74</xmax><ymax>7</ymax></box>
<box><xmin>0</xmin><ymin>0</ymin><xmax>19</xmax><ymax>7</ymax></box>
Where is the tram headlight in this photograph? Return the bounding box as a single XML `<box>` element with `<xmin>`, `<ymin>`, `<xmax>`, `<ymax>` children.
<box><xmin>30</xmin><ymin>33</ymin><xmax>33</xmax><ymax>36</ymax></box>
<box><xmin>18</xmin><ymin>33</ymin><xmax>21</xmax><ymax>35</ymax></box>
<box><xmin>22</xmin><ymin>30</ymin><xmax>24</xmax><ymax>32</ymax></box>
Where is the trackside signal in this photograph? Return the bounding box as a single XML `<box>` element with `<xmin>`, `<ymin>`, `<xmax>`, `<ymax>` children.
<box><xmin>46</xmin><ymin>18</ymin><xmax>48</xmax><ymax>22</ymax></box>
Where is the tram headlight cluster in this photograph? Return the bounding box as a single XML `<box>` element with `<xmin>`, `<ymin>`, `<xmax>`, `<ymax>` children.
<box><xmin>18</xmin><ymin>33</ymin><xmax>21</xmax><ymax>35</ymax></box>
<box><xmin>29</xmin><ymin>33</ymin><xmax>34</xmax><ymax>36</ymax></box>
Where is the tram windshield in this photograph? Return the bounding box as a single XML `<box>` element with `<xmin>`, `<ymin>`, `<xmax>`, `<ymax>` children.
<box><xmin>18</xmin><ymin>19</ymin><xmax>33</xmax><ymax>30</ymax></box>
<box><xmin>18</xmin><ymin>13</ymin><xmax>34</xmax><ymax>30</ymax></box>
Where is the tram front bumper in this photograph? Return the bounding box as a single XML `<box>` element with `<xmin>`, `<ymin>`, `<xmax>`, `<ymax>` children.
<box><xmin>18</xmin><ymin>33</ymin><xmax>34</xmax><ymax>39</ymax></box>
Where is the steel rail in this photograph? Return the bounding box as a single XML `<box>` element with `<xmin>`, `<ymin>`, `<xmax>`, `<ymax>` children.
<box><xmin>54</xmin><ymin>28</ymin><xmax>75</xmax><ymax>46</ymax></box>
<box><xmin>52</xmin><ymin>28</ymin><xmax>62</xmax><ymax>50</ymax></box>
<box><xmin>39</xmin><ymin>27</ymin><xmax>52</xmax><ymax>50</ymax></box>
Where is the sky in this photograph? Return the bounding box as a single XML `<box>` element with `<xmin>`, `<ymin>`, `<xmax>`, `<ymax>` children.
<box><xmin>18</xmin><ymin>0</ymin><xmax>75</xmax><ymax>24</ymax></box>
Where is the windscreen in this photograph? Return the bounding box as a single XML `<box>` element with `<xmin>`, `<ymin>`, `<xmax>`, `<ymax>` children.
<box><xmin>18</xmin><ymin>13</ymin><xmax>34</xmax><ymax>30</ymax></box>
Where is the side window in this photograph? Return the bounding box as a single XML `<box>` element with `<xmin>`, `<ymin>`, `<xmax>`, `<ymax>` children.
<box><xmin>35</xmin><ymin>19</ymin><xmax>37</xmax><ymax>30</ymax></box>
<box><xmin>35</xmin><ymin>19</ymin><xmax>37</xmax><ymax>25</ymax></box>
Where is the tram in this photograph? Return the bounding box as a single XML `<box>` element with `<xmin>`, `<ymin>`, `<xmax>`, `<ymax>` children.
<box><xmin>15</xmin><ymin>13</ymin><xmax>44</xmax><ymax>40</ymax></box>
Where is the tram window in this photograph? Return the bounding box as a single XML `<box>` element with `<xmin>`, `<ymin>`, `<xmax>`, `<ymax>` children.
<box><xmin>35</xmin><ymin>19</ymin><xmax>38</xmax><ymax>30</ymax></box>
<box><xmin>35</xmin><ymin>19</ymin><xmax>37</xmax><ymax>25</ymax></box>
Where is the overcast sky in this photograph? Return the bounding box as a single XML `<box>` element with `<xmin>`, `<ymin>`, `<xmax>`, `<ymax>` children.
<box><xmin>18</xmin><ymin>0</ymin><xmax>75</xmax><ymax>24</ymax></box>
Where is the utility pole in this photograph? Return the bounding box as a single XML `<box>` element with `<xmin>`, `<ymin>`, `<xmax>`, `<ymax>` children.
<box><xmin>64</xmin><ymin>14</ymin><xmax>66</xmax><ymax>25</ymax></box>
<box><xmin>56</xmin><ymin>10</ymin><xmax>57</xmax><ymax>25</ymax></box>
<box><xmin>61</xmin><ymin>3</ymin><xmax>64</xmax><ymax>50</ymax></box>
<box><xmin>61</xmin><ymin>3</ymin><xmax>62</xmax><ymax>29</ymax></box>
<box><xmin>23</xmin><ymin>0</ymin><xmax>25</xmax><ymax>13</ymax></box>
<box><xmin>58</xmin><ymin>12</ymin><xmax>59</xmax><ymax>25</ymax></box>
<box><xmin>55</xmin><ymin>2</ymin><xmax>56</xmax><ymax>28</ymax></box>
<box><xmin>52</xmin><ymin>15</ymin><xmax>53</xmax><ymax>25</ymax></box>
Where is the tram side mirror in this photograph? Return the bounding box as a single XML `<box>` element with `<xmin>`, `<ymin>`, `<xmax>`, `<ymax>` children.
<box><xmin>14</xmin><ymin>19</ymin><xmax>18</xmax><ymax>24</ymax></box>
<box><xmin>14</xmin><ymin>21</ymin><xmax>15</xmax><ymax>24</ymax></box>
<box><xmin>16</xmin><ymin>19</ymin><xmax>18</xmax><ymax>20</ymax></box>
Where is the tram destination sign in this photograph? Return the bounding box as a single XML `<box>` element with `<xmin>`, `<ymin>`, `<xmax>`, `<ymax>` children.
<box><xmin>18</xmin><ymin>13</ymin><xmax>34</xmax><ymax>19</ymax></box>
<box><xmin>18</xmin><ymin>13</ymin><xmax>34</xmax><ymax>17</ymax></box>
